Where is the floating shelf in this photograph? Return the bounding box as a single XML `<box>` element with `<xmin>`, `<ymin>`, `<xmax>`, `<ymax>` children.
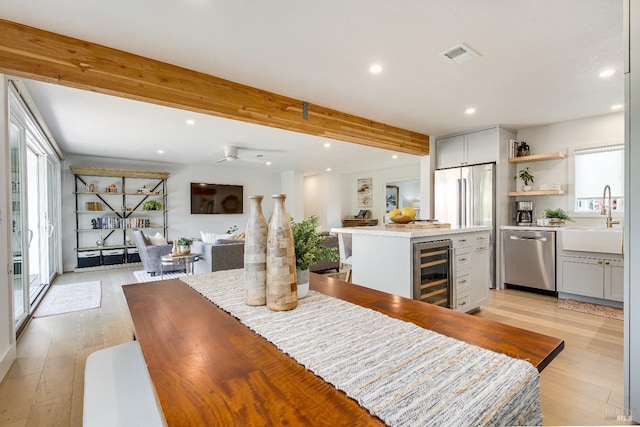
<box><xmin>509</xmin><ymin>190</ymin><xmax>566</xmax><ymax>196</ymax></box>
<box><xmin>508</xmin><ymin>152</ymin><xmax>566</xmax><ymax>163</ymax></box>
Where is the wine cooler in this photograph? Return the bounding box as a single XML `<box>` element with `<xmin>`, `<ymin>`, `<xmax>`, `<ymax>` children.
<box><xmin>412</xmin><ymin>240</ymin><xmax>454</xmax><ymax>308</ymax></box>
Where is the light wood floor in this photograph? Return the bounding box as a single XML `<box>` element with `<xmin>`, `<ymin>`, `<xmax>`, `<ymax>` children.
<box><xmin>0</xmin><ymin>268</ymin><xmax>628</xmax><ymax>426</ymax></box>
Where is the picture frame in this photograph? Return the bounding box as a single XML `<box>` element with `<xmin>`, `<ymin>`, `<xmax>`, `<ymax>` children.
<box><xmin>357</xmin><ymin>178</ymin><xmax>373</xmax><ymax>208</ymax></box>
<box><xmin>386</xmin><ymin>185</ymin><xmax>399</xmax><ymax>211</ymax></box>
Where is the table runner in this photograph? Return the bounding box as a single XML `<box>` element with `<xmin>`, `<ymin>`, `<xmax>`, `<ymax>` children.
<box><xmin>181</xmin><ymin>270</ymin><xmax>542</xmax><ymax>426</ymax></box>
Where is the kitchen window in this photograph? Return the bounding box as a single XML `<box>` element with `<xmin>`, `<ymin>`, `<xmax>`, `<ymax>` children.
<box><xmin>574</xmin><ymin>144</ymin><xmax>624</xmax><ymax>212</ymax></box>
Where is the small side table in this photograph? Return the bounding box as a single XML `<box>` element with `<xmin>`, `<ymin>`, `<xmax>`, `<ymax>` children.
<box><xmin>160</xmin><ymin>253</ymin><xmax>200</xmax><ymax>279</ymax></box>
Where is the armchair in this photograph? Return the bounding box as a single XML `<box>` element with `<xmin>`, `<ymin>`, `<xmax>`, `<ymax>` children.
<box><xmin>132</xmin><ymin>230</ymin><xmax>184</xmax><ymax>276</ymax></box>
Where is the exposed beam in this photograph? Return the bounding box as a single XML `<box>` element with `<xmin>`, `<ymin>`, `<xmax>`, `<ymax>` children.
<box><xmin>0</xmin><ymin>19</ymin><xmax>429</xmax><ymax>156</ymax></box>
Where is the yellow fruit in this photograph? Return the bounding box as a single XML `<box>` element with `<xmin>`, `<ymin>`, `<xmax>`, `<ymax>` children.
<box><xmin>388</xmin><ymin>209</ymin><xmax>402</xmax><ymax>218</ymax></box>
<box><xmin>391</xmin><ymin>215</ymin><xmax>412</xmax><ymax>224</ymax></box>
<box><xmin>401</xmin><ymin>207</ymin><xmax>416</xmax><ymax>219</ymax></box>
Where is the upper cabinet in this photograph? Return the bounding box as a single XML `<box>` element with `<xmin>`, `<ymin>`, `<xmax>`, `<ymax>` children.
<box><xmin>435</xmin><ymin>127</ymin><xmax>498</xmax><ymax>169</ymax></box>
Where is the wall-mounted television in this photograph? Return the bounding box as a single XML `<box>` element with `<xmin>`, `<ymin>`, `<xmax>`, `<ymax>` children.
<box><xmin>190</xmin><ymin>183</ymin><xmax>244</xmax><ymax>214</ymax></box>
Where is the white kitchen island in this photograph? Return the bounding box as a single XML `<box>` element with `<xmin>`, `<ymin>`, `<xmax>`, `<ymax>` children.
<box><xmin>331</xmin><ymin>225</ymin><xmax>492</xmax><ymax>312</ymax></box>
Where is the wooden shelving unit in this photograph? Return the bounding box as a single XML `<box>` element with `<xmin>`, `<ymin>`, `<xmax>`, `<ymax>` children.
<box><xmin>508</xmin><ymin>190</ymin><xmax>566</xmax><ymax>197</ymax></box>
<box><xmin>508</xmin><ymin>152</ymin><xmax>566</xmax><ymax>163</ymax></box>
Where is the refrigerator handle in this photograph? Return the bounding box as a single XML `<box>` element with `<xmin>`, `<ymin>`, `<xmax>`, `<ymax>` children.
<box><xmin>462</xmin><ymin>178</ymin><xmax>468</xmax><ymax>226</ymax></box>
<box><xmin>457</xmin><ymin>178</ymin><xmax>463</xmax><ymax>225</ymax></box>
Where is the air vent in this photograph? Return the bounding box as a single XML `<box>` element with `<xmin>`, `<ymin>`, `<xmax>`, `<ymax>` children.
<box><xmin>439</xmin><ymin>43</ymin><xmax>480</xmax><ymax>64</ymax></box>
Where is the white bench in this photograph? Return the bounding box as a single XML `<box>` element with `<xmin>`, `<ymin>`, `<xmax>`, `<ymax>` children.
<box><xmin>83</xmin><ymin>341</ymin><xmax>165</xmax><ymax>426</ymax></box>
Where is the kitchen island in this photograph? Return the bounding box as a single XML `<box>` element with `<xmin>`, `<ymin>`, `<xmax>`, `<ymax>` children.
<box><xmin>331</xmin><ymin>225</ymin><xmax>492</xmax><ymax>312</ymax></box>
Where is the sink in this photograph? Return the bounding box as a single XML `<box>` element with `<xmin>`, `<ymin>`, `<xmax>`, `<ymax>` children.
<box><xmin>561</xmin><ymin>227</ymin><xmax>624</xmax><ymax>254</ymax></box>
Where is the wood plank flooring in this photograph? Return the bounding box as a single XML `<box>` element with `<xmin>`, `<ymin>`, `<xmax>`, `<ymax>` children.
<box><xmin>0</xmin><ymin>268</ymin><xmax>628</xmax><ymax>426</ymax></box>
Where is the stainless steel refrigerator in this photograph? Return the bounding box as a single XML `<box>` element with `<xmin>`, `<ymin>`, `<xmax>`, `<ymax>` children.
<box><xmin>434</xmin><ymin>163</ymin><xmax>496</xmax><ymax>288</ymax></box>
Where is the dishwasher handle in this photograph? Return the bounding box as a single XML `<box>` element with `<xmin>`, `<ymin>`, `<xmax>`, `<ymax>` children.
<box><xmin>509</xmin><ymin>235</ymin><xmax>548</xmax><ymax>242</ymax></box>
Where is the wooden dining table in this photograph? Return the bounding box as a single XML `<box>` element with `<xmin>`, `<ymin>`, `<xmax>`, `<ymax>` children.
<box><xmin>123</xmin><ymin>273</ymin><xmax>564</xmax><ymax>426</ymax></box>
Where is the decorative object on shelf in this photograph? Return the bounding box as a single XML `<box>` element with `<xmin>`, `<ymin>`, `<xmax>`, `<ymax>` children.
<box><xmin>357</xmin><ymin>177</ymin><xmax>372</xmax><ymax>208</ymax></box>
<box><xmin>515</xmin><ymin>167</ymin><xmax>535</xmax><ymax>191</ymax></box>
<box><xmin>88</xmin><ymin>183</ymin><xmax>96</xmax><ymax>192</ymax></box>
<box><xmin>227</xmin><ymin>225</ymin><xmax>238</xmax><ymax>235</ymax></box>
<box><xmin>266</xmin><ymin>194</ymin><xmax>297</xmax><ymax>311</ymax></box>
<box><xmin>177</xmin><ymin>237</ymin><xmax>194</xmax><ymax>254</ymax></box>
<box><xmin>291</xmin><ymin>215</ymin><xmax>339</xmax><ymax>298</ymax></box>
<box><xmin>96</xmin><ymin>236</ymin><xmax>105</xmax><ymax>247</ymax></box>
<box><xmin>244</xmin><ymin>196</ymin><xmax>268</xmax><ymax>306</ymax></box>
<box><xmin>517</xmin><ymin>141</ymin><xmax>530</xmax><ymax>157</ymax></box>
<box><xmin>86</xmin><ymin>201</ymin><xmax>103</xmax><ymax>211</ymax></box>
<box><xmin>543</xmin><ymin>208</ymin><xmax>574</xmax><ymax>225</ymax></box>
<box><xmin>388</xmin><ymin>206</ymin><xmax>417</xmax><ymax>224</ymax></box>
<box><xmin>142</xmin><ymin>200</ymin><xmax>163</xmax><ymax>211</ymax></box>
<box><xmin>171</xmin><ymin>239</ymin><xmax>178</xmax><ymax>255</ymax></box>
<box><xmin>105</xmin><ymin>183</ymin><xmax>118</xmax><ymax>193</ymax></box>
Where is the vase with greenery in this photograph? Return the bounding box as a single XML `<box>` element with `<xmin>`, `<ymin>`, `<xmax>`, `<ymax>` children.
<box><xmin>291</xmin><ymin>215</ymin><xmax>339</xmax><ymax>298</ymax></box>
<box><xmin>514</xmin><ymin>167</ymin><xmax>535</xmax><ymax>191</ymax></box>
<box><xmin>177</xmin><ymin>237</ymin><xmax>194</xmax><ymax>254</ymax></box>
<box><xmin>543</xmin><ymin>208</ymin><xmax>574</xmax><ymax>224</ymax></box>
<box><xmin>142</xmin><ymin>199</ymin><xmax>163</xmax><ymax>211</ymax></box>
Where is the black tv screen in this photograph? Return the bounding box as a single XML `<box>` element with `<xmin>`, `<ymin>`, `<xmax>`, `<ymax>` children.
<box><xmin>190</xmin><ymin>183</ymin><xmax>244</xmax><ymax>214</ymax></box>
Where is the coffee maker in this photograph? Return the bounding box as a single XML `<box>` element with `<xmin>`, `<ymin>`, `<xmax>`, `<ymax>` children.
<box><xmin>516</xmin><ymin>201</ymin><xmax>534</xmax><ymax>226</ymax></box>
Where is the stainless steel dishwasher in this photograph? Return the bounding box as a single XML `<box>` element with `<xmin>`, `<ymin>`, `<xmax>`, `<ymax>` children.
<box><xmin>503</xmin><ymin>229</ymin><xmax>556</xmax><ymax>293</ymax></box>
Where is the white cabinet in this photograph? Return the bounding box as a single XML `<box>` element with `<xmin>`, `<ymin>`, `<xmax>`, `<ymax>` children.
<box><xmin>436</xmin><ymin>127</ymin><xmax>498</xmax><ymax>169</ymax></box>
<box><xmin>452</xmin><ymin>232</ymin><xmax>490</xmax><ymax>312</ymax></box>
<box><xmin>558</xmin><ymin>255</ymin><xmax>623</xmax><ymax>302</ymax></box>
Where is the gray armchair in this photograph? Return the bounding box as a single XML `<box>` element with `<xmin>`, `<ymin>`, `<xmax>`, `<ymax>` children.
<box><xmin>309</xmin><ymin>232</ymin><xmax>340</xmax><ymax>273</ymax></box>
<box><xmin>192</xmin><ymin>239</ymin><xmax>244</xmax><ymax>274</ymax></box>
<box><xmin>132</xmin><ymin>230</ymin><xmax>184</xmax><ymax>276</ymax></box>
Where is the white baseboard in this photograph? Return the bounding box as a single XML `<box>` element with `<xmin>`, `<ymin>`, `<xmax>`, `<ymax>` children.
<box><xmin>0</xmin><ymin>343</ymin><xmax>16</xmax><ymax>382</ymax></box>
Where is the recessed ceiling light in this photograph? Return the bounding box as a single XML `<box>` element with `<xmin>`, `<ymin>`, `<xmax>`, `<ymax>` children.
<box><xmin>266</xmin><ymin>161</ymin><xmax>272</xmax><ymax>166</ymax></box>
<box><xmin>326</xmin><ymin>168</ymin><xmax>332</xmax><ymax>172</ymax></box>
<box><xmin>157</xmin><ymin>150</ymin><xmax>164</xmax><ymax>154</ymax></box>
<box><xmin>611</xmin><ymin>104</ymin><xmax>623</xmax><ymax>110</ymax></box>
<box><xmin>369</xmin><ymin>64</ymin><xmax>383</xmax><ymax>74</ymax></box>
<box><xmin>465</xmin><ymin>108</ymin><xmax>476</xmax><ymax>115</ymax></box>
<box><xmin>392</xmin><ymin>155</ymin><xmax>398</xmax><ymax>159</ymax></box>
<box><xmin>324</xmin><ymin>142</ymin><xmax>331</xmax><ymax>148</ymax></box>
<box><xmin>185</xmin><ymin>119</ymin><xmax>195</xmax><ymax>125</ymax></box>
<box><xmin>599</xmin><ymin>69</ymin><xmax>615</xmax><ymax>78</ymax></box>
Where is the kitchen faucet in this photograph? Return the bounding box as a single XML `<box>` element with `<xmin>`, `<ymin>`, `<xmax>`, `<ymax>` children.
<box><xmin>601</xmin><ymin>184</ymin><xmax>620</xmax><ymax>228</ymax></box>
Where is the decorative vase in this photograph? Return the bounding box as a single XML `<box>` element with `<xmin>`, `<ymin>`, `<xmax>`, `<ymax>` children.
<box><xmin>266</xmin><ymin>194</ymin><xmax>298</xmax><ymax>311</ymax></box>
<box><xmin>171</xmin><ymin>241</ymin><xmax>178</xmax><ymax>255</ymax></box>
<box><xmin>179</xmin><ymin>245</ymin><xmax>190</xmax><ymax>255</ymax></box>
<box><xmin>523</xmin><ymin>185</ymin><xmax>532</xmax><ymax>192</ymax></box>
<box><xmin>296</xmin><ymin>268</ymin><xmax>310</xmax><ymax>299</ymax></box>
<box><xmin>244</xmin><ymin>195</ymin><xmax>268</xmax><ymax>306</ymax></box>
<box><xmin>96</xmin><ymin>236</ymin><xmax>104</xmax><ymax>247</ymax></box>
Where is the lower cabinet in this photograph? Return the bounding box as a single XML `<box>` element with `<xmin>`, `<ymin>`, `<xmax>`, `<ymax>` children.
<box><xmin>452</xmin><ymin>232</ymin><xmax>490</xmax><ymax>312</ymax></box>
<box><xmin>558</xmin><ymin>255</ymin><xmax>623</xmax><ymax>302</ymax></box>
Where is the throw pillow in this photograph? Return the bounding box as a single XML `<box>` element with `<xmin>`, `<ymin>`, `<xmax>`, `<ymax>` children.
<box><xmin>200</xmin><ymin>231</ymin><xmax>228</xmax><ymax>244</ymax></box>
<box><xmin>147</xmin><ymin>232</ymin><xmax>168</xmax><ymax>246</ymax></box>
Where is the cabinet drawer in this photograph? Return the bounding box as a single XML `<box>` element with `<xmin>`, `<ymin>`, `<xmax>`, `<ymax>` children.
<box><xmin>455</xmin><ymin>273</ymin><xmax>472</xmax><ymax>294</ymax></box>
<box><xmin>455</xmin><ymin>293</ymin><xmax>472</xmax><ymax>312</ymax></box>
<box><xmin>454</xmin><ymin>249</ymin><xmax>471</xmax><ymax>269</ymax></box>
<box><xmin>452</xmin><ymin>232</ymin><xmax>490</xmax><ymax>248</ymax></box>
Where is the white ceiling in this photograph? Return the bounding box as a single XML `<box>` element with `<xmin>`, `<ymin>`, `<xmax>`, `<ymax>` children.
<box><xmin>1</xmin><ymin>0</ymin><xmax>624</xmax><ymax>175</ymax></box>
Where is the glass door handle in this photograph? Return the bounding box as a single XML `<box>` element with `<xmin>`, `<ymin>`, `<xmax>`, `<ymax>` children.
<box><xmin>28</xmin><ymin>229</ymin><xmax>34</xmax><ymax>247</ymax></box>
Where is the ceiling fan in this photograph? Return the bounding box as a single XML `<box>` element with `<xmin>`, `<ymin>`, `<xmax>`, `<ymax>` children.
<box><xmin>213</xmin><ymin>145</ymin><xmax>279</xmax><ymax>164</ymax></box>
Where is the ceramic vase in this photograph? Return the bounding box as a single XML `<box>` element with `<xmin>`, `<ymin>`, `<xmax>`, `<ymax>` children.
<box><xmin>266</xmin><ymin>194</ymin><xmax>298</xmax><ymax>311</ymax></box>
<box><xmin>296</xmin><ymin>268</ymin><xmax>310</xmax><ymax>299</ymax></box>
<box><xmin>244</xmin><ymin>195</ymin><xmax>268</xmax><ymax>306</ymax></box>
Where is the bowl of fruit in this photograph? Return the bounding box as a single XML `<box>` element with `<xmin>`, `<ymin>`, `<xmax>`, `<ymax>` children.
<box><xmin>388</xmin><ymin>207</ymin><xmax>417</xmax><ymax>224</ymax></box>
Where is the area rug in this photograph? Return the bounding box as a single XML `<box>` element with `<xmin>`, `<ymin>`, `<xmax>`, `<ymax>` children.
<box><xmin>558</xmin><ymin>299</ymin><xmax>623</xmax><ymax>320</ymax></box>
<box><xmin>34</xmin><ymin>281</ymin><xmax>101</xmax><ymax>317</ymax></box>
<box><xmin>133</xmin><ymin>270</ymin><xmax>185</xmax><ymax>283</ymax></box>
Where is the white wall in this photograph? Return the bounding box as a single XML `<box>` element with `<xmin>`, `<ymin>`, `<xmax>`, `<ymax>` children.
<box><xmin>515</xmin><ymin>112</ymin><xmax>624</xmax><ymax>226</ymax></box>
<box><xmin>62</xmin><ymin>154</ymin><xmax>281</xmax><ymax>271</ymax></box>
<box><xmin>0</xmin><ymin>76</ymin><xmax>16</xmax><ymax>382</ymax></box>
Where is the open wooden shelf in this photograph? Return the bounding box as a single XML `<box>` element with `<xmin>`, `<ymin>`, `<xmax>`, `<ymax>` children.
<box><xmin>509</xmin><ymin>152</ymin><xmax>566</xmax><ymax>163</ymax></box>
<box><xmin>509</xmin><ymin>190</ymin><xmax>566</xmax><ymax>196</ymax></box>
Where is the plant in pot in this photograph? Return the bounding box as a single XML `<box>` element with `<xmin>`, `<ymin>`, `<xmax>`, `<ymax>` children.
<box><xmin>291</xmin><ymin>215</ymin><xmax>339</xmax><ymax>299</ymax></box>
<box><xmin>514</xmin><ymin>167</ymin><xmax>535</xmax><ymax>191</ymax></box>
<box><xmin>543</xmin><ymin>208</ymin><xmax>574</xmax><ymax>225</ymax></box>
<box><xmin>142</xmin><ymin>200</ymin><xmax>163</xmax><ymax>211</ymax></box>
<box><xmin>176</xmin><ymin>237</ymin><xmax>194</xmax><ymax>254</ymax></box>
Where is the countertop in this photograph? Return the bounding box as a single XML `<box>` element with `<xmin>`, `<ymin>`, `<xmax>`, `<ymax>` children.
<box><xmin>331</xmin><ymin>225</ymin><xmax>491</xmax><ymax>238</ymax></box>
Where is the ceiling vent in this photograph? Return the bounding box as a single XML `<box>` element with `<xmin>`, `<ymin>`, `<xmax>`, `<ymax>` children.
<box><xmin>439</xmin><ymin>43</ymin><xmax>481</xmax><ymax>64</ymax></box>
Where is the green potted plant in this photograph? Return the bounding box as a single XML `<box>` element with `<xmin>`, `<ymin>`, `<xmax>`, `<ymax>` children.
<box><xmin>514</xmin><ymin>167</ymin><xmax>535</xmax><ymax>191</ymax></box>
<box><xmin>142</xmin><ymin>200</ymin><xmax>163</xmax><ymax>211</ymax></box>
<box><xmin>543</xmin><ymin>208</ymin><xmax>574</xmax><ymax>225</ymax></box>
<box><xmin>291</xmin><ymin>215</ymin><xmax>339</xmax><ymax>298</ymax></box>
<box><xmin>177</xmin><ymin>237</ymin><xmax>194</xmax><ymax>254</ymax></box>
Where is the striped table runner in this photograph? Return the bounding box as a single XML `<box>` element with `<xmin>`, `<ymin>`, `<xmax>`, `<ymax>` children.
<box><xmin>181</xmin><ymin>270</ymin><xmax>542</xmax><ymax>426</ymax></box>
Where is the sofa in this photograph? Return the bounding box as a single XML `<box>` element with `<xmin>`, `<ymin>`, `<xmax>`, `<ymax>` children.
<box><xmin>309</xmin><ymin>232</ymin><xmax>340</xmax><ymax>273</ymax></box>
<box><xmin>192</xmin><ymin>239</ymin><xmax>245</xmax><ymax>274</ymax></box>
<box><xmin>132</xmin><ymin>230</ymin><xmax>185</xmax><ymax>276</ymax></box>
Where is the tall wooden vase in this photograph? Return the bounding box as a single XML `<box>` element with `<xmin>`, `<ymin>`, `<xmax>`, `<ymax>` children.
<box><xmin>266</xmin><ymin>194</ymin><xmax>298</xmax><ymax>311</ymax></box>
<box><xmin>244</xmin><ymin>195</ymin><xmax>268</xmax><ymax>306</ymax></box>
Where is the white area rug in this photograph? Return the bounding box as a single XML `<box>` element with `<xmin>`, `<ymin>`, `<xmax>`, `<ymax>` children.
<box><xmin>34</xmin><ymin>281</ymin><xmax>101</xmax><ymax>317</ymax></box>
<box><xmin>133</xmin><ymin>270</ymin><xmax>185</xmax><ymax>283</ymax></box>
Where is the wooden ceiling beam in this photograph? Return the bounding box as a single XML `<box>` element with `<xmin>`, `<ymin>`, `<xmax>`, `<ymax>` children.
<box><xmin>0</xmin><ymin>19</ymin><xmax>429</xmax><ymax>156</ymax></box>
